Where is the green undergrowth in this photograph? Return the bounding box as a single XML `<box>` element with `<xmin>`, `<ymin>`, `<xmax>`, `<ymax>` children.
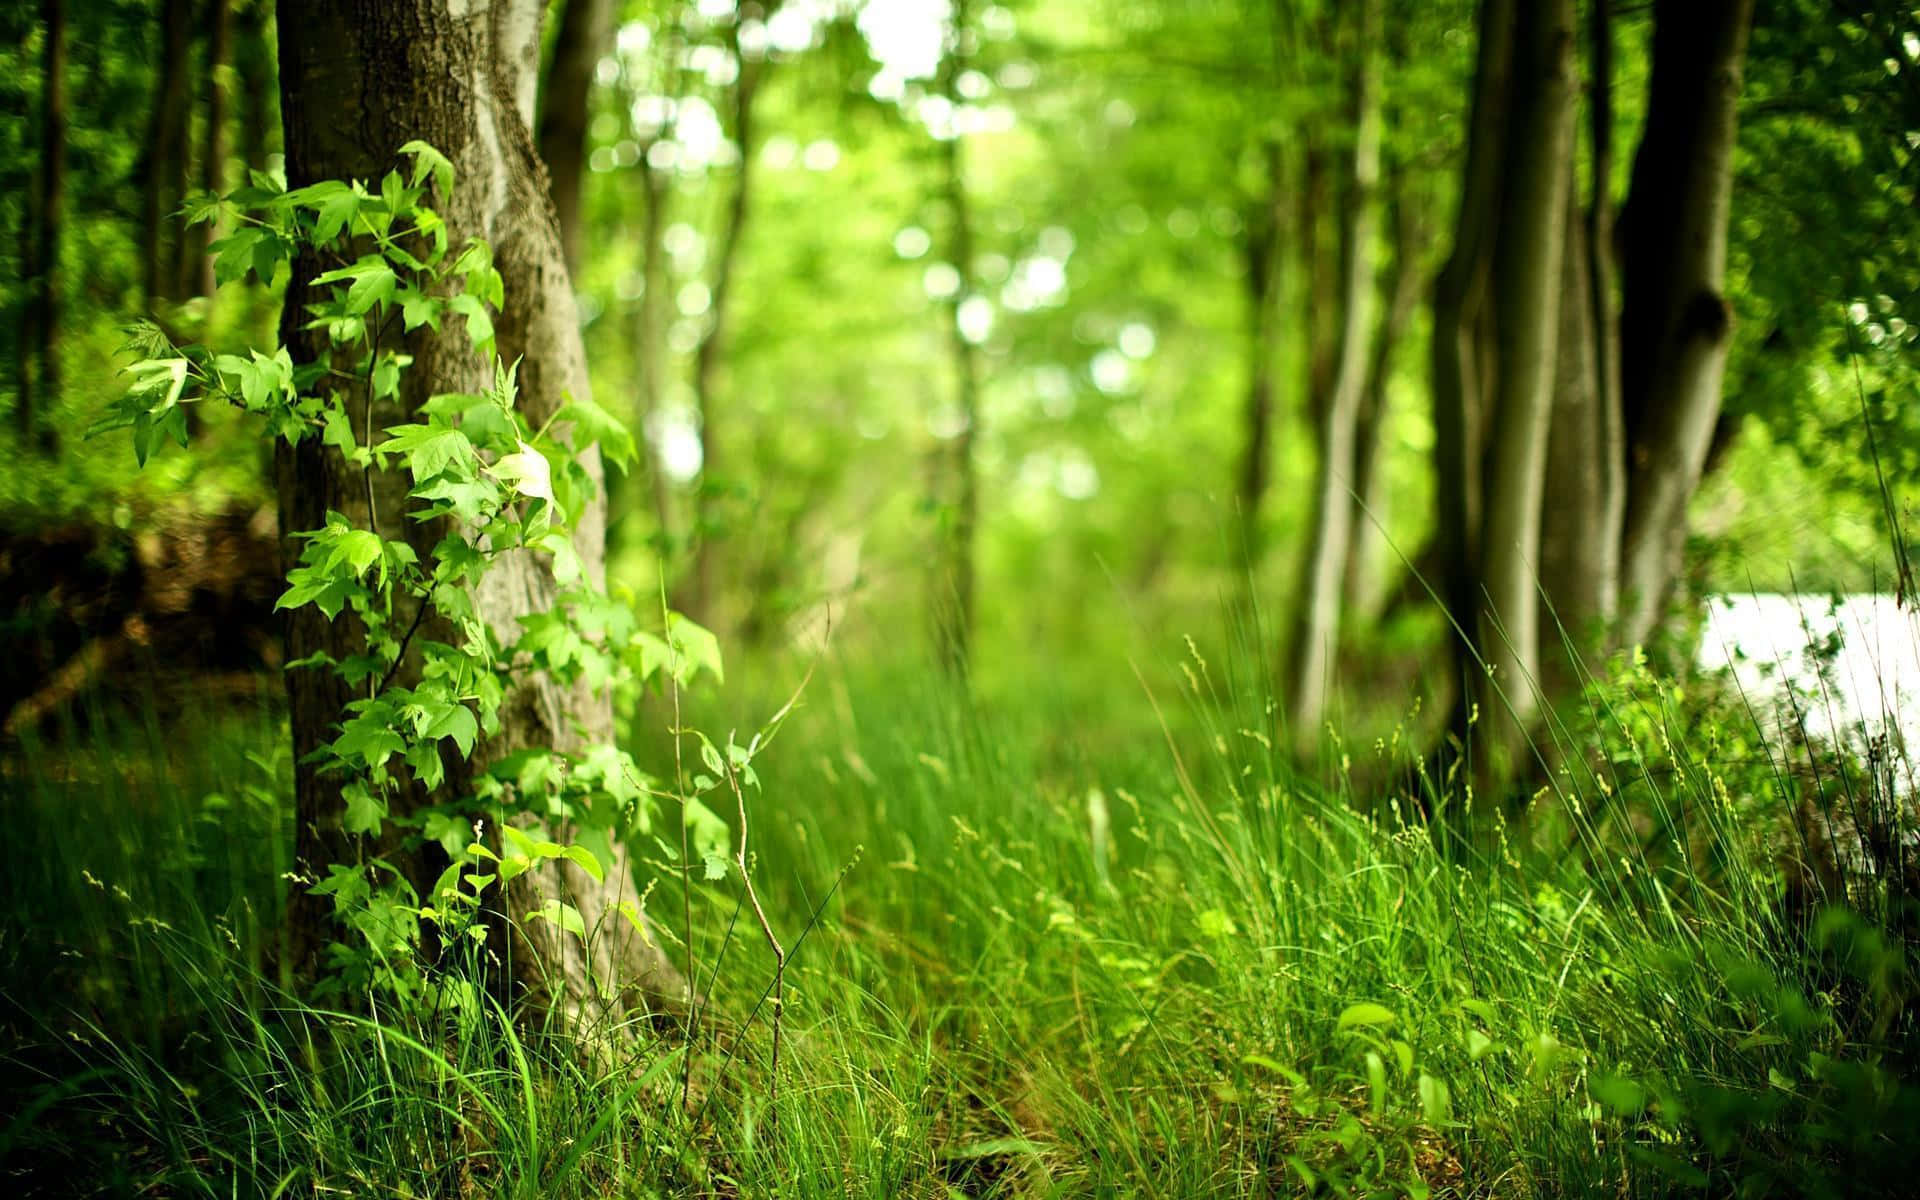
<box><xmin>2</xmin><ymin>647</ymin><xmax>1916</xmax><ymax>1198</ymax></box>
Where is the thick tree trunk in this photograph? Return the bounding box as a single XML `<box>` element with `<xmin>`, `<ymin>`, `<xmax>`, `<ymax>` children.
<box><xmin>687</xmin><ymin>5</ymin><xmax>778</xmax><ymax>627</ymax></box>
<box><xmin>1287</xmin><ymin>0</ymin><xmax>1382</xmax><ymax>741</ymax></box>
<box><xmin>195</xmin><ymin>0</ymin><xmax>233</xmax><ymax>300</ymax></box>
<box><xmin>1475</xmin><ymin>0</ymin><xmax>1576</xmax><ymax>745</ymax></box>
<box><xmin>536</xmin><ymin>0</ymin><xmax>611</xmax><ymax>274</ymax></box>
<box><xmin>20</xmin><ymin>0</ymin><xmax>65</xmax><ymax>451</ymax></box>
<box><xmin>1616</xmin><ymin>0</ymin><xmax>1753</xmax><ymax>647</ymax></box>
<box><xmin>275</xmin><ymin>0</ymin><xmax>684</xmax><ymax>1019</ymax></box>
<box><xmin>142</xmin><ymin>0</ymin><xmax>192</xmax><ymax>306</ymax></box>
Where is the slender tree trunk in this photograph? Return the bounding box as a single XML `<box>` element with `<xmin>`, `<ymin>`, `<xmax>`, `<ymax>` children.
<box><xmin>275</xmin><ymin>0</ymin><xmax>684</xmax><ymax>1018</ymax></box>
<box><xmin>1429</xmin><ymin>0</ymin><xmax>1515</xmax><ymax>746</ymax></box>
<box><xmin>236</xmin><ymin>0</ymin><xmax>276</xmax><ymax>169</ymax></box>
<box><xmin>1300</xmin><ymin>141</ymin><xmax>1339</xmax><ymax>433</ymax></box>
<box><xmin>1287</xmin><ymin>0</ymin><xmax>1382</xmax><ymax>741</ymax></box>
<box><xmin>1236</xmin><ymin>141</ymin><xmax>1284</xmax><ymax>565</ymax></box>
<box><xmin>633</xmin><ymin>150</ymin><xmax>675</xmax><ymax>551</ymax></box>
<box><xmin>195</xmin><ymin>0</ymin><xmax>233</xmax><ymax>299</ymax></box>
<box><xmin>1343</xmin><ymin>167</ymin><xmax>1424</xmax><ymax>620</ymax></box>
<box><xmin>142</xmin><ymin>0</ymin><xmax>192</xmax><ymax>305</ymax></box>
<box><xmin>1536</xmin><ymin>1</ymin><xmax>1627</xmax><ymax>696</ymax></box>
<box><xmin>687</xmin><ymin>4</ymin><xmax>779</xmax><ymax>626</ymax></box>
<box><xmin>932</xmin><ymin>0</ymin><xmax>981</xmax><ymax>679</ymax></box>
<box><xmin>1616</xmin><ymin>0</ymin><xmax>1753</xmax><ymax>647</ymax></box>
<box><xmin>20</xmin><ymin>0</ymin><xmax>65</xmax><ymax>451</ymax></box>
<box><xmin>1537</xmin><ymin>177</ymin><xmax>1622</xmax><ymax>698</ymax></box>
<box><xmin>536</xmin><ymin>0</ymin><xmax>611</xmax><ymax>275</ymax></box>
<box><xmin>1475</xmin><ymin>0</ymin><xmax>1576</xmax><ymax>746</ymax></box>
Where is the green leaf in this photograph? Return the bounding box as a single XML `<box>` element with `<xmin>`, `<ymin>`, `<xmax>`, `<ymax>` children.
<box><xmin>344</xmin><ymin>783</ymin><xmax>388</xmax><ymax>835</ymax></box>
<box><xmin>381</xmin><ymin>423</ymin><xmax>475</xmax><ymax>482</ymax></box>
<box><xmin>1336</xmin><ymin>1002</ymin><xmax>1397</xmax><ymax>1031</ymax></box>
<box><xmin>398</xmin><ymin>139</ymin><xmax>455</xmax><ymax>197</ymax></box>
<box><xmin>1590</xmin><ymin>1075</ymin><xmax>1647</xmax><ymax>1116</ymax></box>
<box><xmin>422</xmin><ymin>702</ymin><xmax>479</xmax><ymax>757</ymax></box>
<box><xmin>448</xmin><ymin>293</ymin><xmax>494</xmax><ymax>354</ymax></box>
<box><xmin>529</xmin><ymin>900</ymin><xmax>587</xmax><ymax>938</ymax></box>
<box><xmin>551</xmin><ymin>393</ymin><xmax>637</xmax><ymax>469</ymax></box>
<box><xmin>560</xmin><ymin>844</ymin><xmax>605</xmax><ymax>883</ymax></box>
<box><xmin>346</xmin><ymin>263</ymin><xmax>398</xmax><ymax>314</ymax></box>
<box><xmin>400</xmin><ymin>288</ymin><xmax>441</xmax><ymax>332</ymax></box>
<box><xmin>314</xmin><ymin>188</ymin><xmax>360</xmax><ymax>244</ymax></box>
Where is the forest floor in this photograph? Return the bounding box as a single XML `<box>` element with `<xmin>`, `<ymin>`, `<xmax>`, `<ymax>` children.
<box><xmin>1</xmin><ymin>647</ymin><xmax>1916</xmax><ymax>1198</ymax></box>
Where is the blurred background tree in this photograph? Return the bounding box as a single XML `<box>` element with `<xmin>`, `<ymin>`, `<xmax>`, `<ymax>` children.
<box><xmin>2</xmin><ymin>0</ymin><xmax>1916</xmax><ymax>775</ymax></box>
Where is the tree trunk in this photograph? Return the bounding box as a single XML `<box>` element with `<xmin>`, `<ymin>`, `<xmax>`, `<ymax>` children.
<box><xmin>632</xmin><ymin>149</ymin><xmax>676</xmax><ymax>554</ymax></box>
<box><xmin>932</xmin><ymin>0</ymin><xmax>981</xmax><ymax>679</ymax></box>
<box><xmin>142</xmin><ymin>0</ymin><xmax>192</xmax><ymax>306</ymax></box>
<box><xmin>1287</xmin><ymin>0</ymin><xmax>1382</xmax><ymax>742</ymax></box>
<box><xmin>1616</xmin><ymin>0</ymin><xmax>1753</xmax><ymax>648</ymax></box>
<box><xmin>1474</xmin><ymin>0</ymin><xmax>1576</xmax><ymax>746</ymax></box>
<box><xmin>236</xmin><ymin>0</ymin><xmax>276</xmax><ymax>169</ymax></box>
<box><xmin>196</xmin><ymin>0</ymin><xmax>233</xmax><ymax>300</ymax></box>
<box><xmin>1235</xmin><ymin>141</ymin><xmax>1283</xmax><ymax>567</ymax></box>
<box><xmin>275</xmin><ymin>0</ymin><xmax>685</xmax><ymax>1018</ymax></box>
<box><xmin>536</xmin><ymin>0</ymin><xmax>611</xmax><ymax>275</ymax></box>
<box><xmin>19</xmin><ymin>0</ymin><xmax>65</xmax><ymax>452</ymax></box>
<box><xmin>687</xmin><ymin>5</ymin><xmax>778</xmax><ymax>628</ymax></box>
<box><xmin>1536</xmin><ymin>175</ymin><xmax>1623</xmax><ymax>698</ymax></box>
<box><xmin>1343</xmin><ymin>165</ymin><xmax>1424</xmax><ymax>620</ymax></box>
<box><xmin>1429</xmin><ymin>0</ymin><xmax>1515</xmax><ymax>746</ymax></box>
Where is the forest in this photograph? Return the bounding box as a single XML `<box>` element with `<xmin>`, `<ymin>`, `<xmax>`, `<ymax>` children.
<box><xmin>3</xmin><ymin>0</ymin><xmax>1919</xmax><ymax>1195</ymax></box>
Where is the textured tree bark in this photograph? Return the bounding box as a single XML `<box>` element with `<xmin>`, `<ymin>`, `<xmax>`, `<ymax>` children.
<box><xmin>1617</xmin><ymin>0</ymin><xmax>1753</xmax><ymax>647</ymax></box>
<box><xmin>196</xmin><ymin>0</ymin><xmax>233</xmax><ymax>300</ymax></box>
<box><xmin>1287</xmin><ymin>0</ymin><xmax>1382</xmax><ymax>741</ymax></box>
<box><xmin>275</xmin><ymin>0</ymin><xmax>685</xmax><ymax>1020</ymax></box>
<box><xmin>687</xmin><ymin>3</ymin><xmax>780</xmax><ymax>628</ymax></box>
<box><xmin>142</xmin><ymin>0</ymin><xmax>192</xmax><ymax>305</ymax></box>
<box><xmin>535</xmin><ymin>0</ymin><xmax>611</xmax><ymax>274</ymax></box>
<box><xmin>19</xmin><ymin>0</ymin><xmax>65</xmax><ymax>451</ymax></box>
<box><xmin>1475</xmin><ymin>0</ymin><xmax>1576</xmax><ymax>745</ymax></box>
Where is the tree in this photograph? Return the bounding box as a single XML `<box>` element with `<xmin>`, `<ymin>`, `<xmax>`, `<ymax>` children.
<box><xmin>142</xmin><ymin>0</ymin><xmax>192</xmax><ymax>305</ymax></box>
<box><xmin>930</xmin><ymin>0</ymin><xmax>983</xmax><ymax>678</ymax></box>
<box><xmin>687</xmin><ymin>0</ymin><xmax>784</xmax><ymax>627</ymax></box>
<box><xmin>1431</xmin><ymin>0</ymin><xmax>1754</xmax><ymax>769</ymax></box>
<box><xmin>18</xmin><ymin>0</ymin><xmax>66</xmax><ymax>451</ymax></box>
<box><xmin>536</xmin><ymin>0</ymin><xmax>612</xmax><ymax>274</ymax></box>
<box><xmin>1285</xmin><ymin>0</ymin><xmax>1383</xmax><ymax>740</ymax></box>
<box><xmin>195</xmin><ymin>0</ymin><xmax>234</xmax><ymax>299</ymax></box>
<box><xmin>274</xmin><ymin>0</ymin><xmax>684</xmax><ymax>1017</ymax></box>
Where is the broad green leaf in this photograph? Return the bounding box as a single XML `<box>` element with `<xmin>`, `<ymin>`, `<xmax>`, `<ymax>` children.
<box><xmin>529</xmin><ymin>900</ymin><xmax>587</xmax><ymax>938</ymax></box>
<box><xmin>1336</xmin><ymin>1002</ymin><xmax>1397</xmax><ymax>1031</ymax></box>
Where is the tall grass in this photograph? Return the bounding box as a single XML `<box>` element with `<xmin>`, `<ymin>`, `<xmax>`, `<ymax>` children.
<box><xmin>2</xmin><ymin>635</ymin><xmax>1915</xmax><ymax>1197</ymax></box>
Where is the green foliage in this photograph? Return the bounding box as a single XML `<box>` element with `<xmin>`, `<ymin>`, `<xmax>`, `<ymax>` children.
<box><xmin>99</xmin><ymin>144</ymin><xmax>721</xmax><ymax>996</ymax></box>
